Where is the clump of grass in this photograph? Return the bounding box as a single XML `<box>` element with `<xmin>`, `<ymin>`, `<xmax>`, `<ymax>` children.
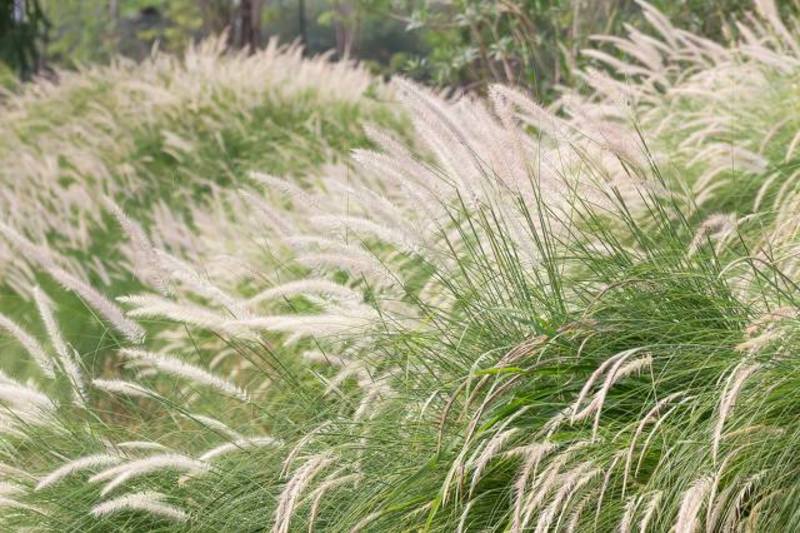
<box><xmin>0</xmin><ymin>36</ymin><xmax>400</xmax><ymax>377</ymax></box>
<box><xmin>3</xmin><ymin>1</ymin><xmax>800</xmax><ymax>531</ymax></box>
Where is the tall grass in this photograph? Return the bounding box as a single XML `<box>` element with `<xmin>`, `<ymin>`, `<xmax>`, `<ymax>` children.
<box><xmin>2</xmin><ymin>1</ymin><xmax>800</xmax><ymax>531</ymax></box>
<box><xmin>0</xmin><ymin>36</ymin><xmax>398</xmax><ymax>376</ymax></box>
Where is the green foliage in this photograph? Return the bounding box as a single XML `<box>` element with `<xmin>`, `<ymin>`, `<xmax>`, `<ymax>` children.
<box><xmin>40</xmin><ymin>0</ymin><xmax>422</xmax><ymax>70</ymax></box>
<box><xmin>0</xmin><ymin>0</ymin><xmax>49</xmax><ymax>78</ymax></box>
<box><xmin>5</xmin><ymin>2</ymin><xmax>800</xmax><ymax>532</ymax></box>
<box><xmin>29</xmin><ymin>0</ymin><xmax>800</xmax><ymax>101</ymax></box>
<box><xmin>391</xmin><ymin>0</ymin><xmax>794</xmax><ymax>97</ymax></box>
<box><xmin>43</xmin><ymin>0</ymin><xmax>210</xmax><ymax>65</ymax></box>
<box><xmin>0</xmin><ymin>38</ymin><xmax>402</xmax><ymax>403</ymax></box>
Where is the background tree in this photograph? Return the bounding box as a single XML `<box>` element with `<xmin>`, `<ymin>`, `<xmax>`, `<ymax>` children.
<box><xmin>24</xmin><ymin>0</ymin><xmax>793</xmax><ymax>102</ymax></box>
<box><xmin>0</xmin><ymin>0</ymin><xmax>49</xmax><ymax>80</ymax></box>
<box><xmin>392</xmin><ymin>0</ymin><xmax>768</xmax><ymax>97</ymax></box>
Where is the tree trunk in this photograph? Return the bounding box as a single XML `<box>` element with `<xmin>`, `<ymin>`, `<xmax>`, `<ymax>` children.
<box><xmin>298</xmin><ymin>0</ymin><xmax>307</xmax><ymax>50</ymax></box>
<box><xmin>239</xmin><ymin>0</ymin><xmax>260</xmax><ymax>52</ymax></box>
<box><xmin>334</xmin><ymin>1</ymin><xmax>355</xmax><ymax>58</ymax></box>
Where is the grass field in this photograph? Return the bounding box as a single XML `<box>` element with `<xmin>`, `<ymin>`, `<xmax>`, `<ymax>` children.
<box><xmin>2</xmin><ymin>2</ymin><xmax>800</xmax><ymax>531</ymax></box>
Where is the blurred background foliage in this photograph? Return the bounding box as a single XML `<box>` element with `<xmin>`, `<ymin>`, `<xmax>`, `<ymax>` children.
<box><xmin>1</xmin><ymin>0</ymin><xmax>48</xmax><ymax>83</ymax></box>
<box><xmin>2</xmin><ymin>0</ymin><xmax>800</xmax><ymax>99</ymax></box>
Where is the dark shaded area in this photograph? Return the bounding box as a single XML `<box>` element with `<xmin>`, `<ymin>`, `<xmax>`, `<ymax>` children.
<box><xmin>0</xmin><ymin>0</ymin><xmax>49</xmax><ymax>79</ymax></box>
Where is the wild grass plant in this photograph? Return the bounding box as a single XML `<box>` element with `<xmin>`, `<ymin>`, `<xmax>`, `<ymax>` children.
<box><xmin>0</xmin><ymin>35</ymin><xmax>397</xmax><ymax>376</ymax></box>
<box><xmin>2</xmin><ymin>1</ymin><xmax>800</xmax><ymax>531</ymax></box>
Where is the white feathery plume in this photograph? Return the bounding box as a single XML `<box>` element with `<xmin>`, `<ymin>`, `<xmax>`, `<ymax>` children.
<box><xmin>0</xmin><ymin>481</ymin><xmax>24</xmax><ymax>496</ymax></box>
<box><xmin>350</xmin><ymin>510</ymin><xmax>383</xmax><ymax>533</ymax></box>
<box><xmin>0</xmin><ymin>215</ymin><xmax>138</xmax><ymax>337</ymax></box>
<box><xmin>0</xmin><ymin>369</ymin><xmax>25</xmax><ymax>388</ymax></box>
<box><xmin>785</xmin><ymin>130</ymin><xmax>800</xmax><ymax>162</ymax></box>
<box><xmin>721</xmin><ymin>472</ymin><xmax>765</xmax><ymax>531</ymax></box>
<box><xmin>324</xmin><ymin>179</ymin><xmax>415</xmax><ymax>235</ymax></box>
<box><xmin>88</xmin><ymin>454</ymin><xmax>194</xmax><ymax>483</ymax></box>
<box><xmin>119</xmin><ymin>293</ymin><xmax>250</xmax><ymax>338</ymax></box>
<box><xmin>744</xmin><ymin>306</ymin><xmax>796</xmax><ymax>337</ymax></box>
<box><xmin>591</xmin><ymin>31</ymin><xmax>665</xmax><ymax>71</ymax></box>
<box><xmin>36</xmin><ymin>453</ymin><xmax>122</xmax><ymax>490</ymax></box>
<box><xmin>208</xmin><ymin>349</ymin><xmax>237</xmax><ymax>371</ymax></box>
<box><xmin>530</xmin><ymin>462</ymin><xmax>599</xmax><ymax>533</ymax></box>
<box><xmin>295</xmin><ymin>251</ymin><xmax>398</xmax><ymax>286</ymax></box>
<box><xmin>735</xmin><ymin>306</ymin><xmax>796</xmax><ymax>353</ymax></box>
<box><xmin>456</xmin><ymin>498</ymin><xmax>476</xmax><ymax>533</ymax></box>
<box><xmin>754</xmin><ymin>0</ymin><xmax>800</xmax><ymax>56</ymax></box>
<box><xmin>565</xmin><ymin>494</ymin><xmax>593</xmax><ymax>533</ymax></box>
<box><xmin>353</xmin><ymin>377</ymin><xmax>392</xmax><ymax>421</ymax></box>
<box><xmin>508</xmin><ymin>442</ymin><xmax>559</xmax><ymax>531</ymax></box>
<box><xmin>198</xmin><ymin>436</ymin><xmax>282</xmax><ymax>461</ymax></box>
<box><xmin>306</xmin><ymin>472</ymin><xmax>362</xmax><ymax>532</ymax></box>
<box><xmin>250</xmin><ymin>171</ymin><xmax>322</xmax><ymax>211</ymax></box>
<box><xmin>92</xmin><ymin>378</ymin><xmax>160</xmax><ymax>399</ymax></box>
<box><xmin>469</xmin><ymin>427</ymin><xmax>519</xmax><ymax>495</ymax></box>
<box><xmin>571</xmin><ymin>353</ymin><xmax>651</xmax><ymax>429</ymax></box>
<box><xmin>705</xmin><ymin>445</ymin><xmax>749</xmax><ymax>532</ymax></box>
<box><xmin>273</xmin><ymin>452</ymin><xmax>334</xmax><ymax>533</ymax></box>
<box><xmin>0</xmin><ymin>381</ymin><xmax>56</xmax><ymax>413</ymax></box>
<box><xmin>706</xmin><ymin>483</ymin><xmax>736</xmax><ymax>533</ymax></box>
<box><xmin>0</xmin><ymin>219</ymin><xmax>55</xmax><ymax>268</ymax></box>
<box><xmin>0</xmin><ymin>312</ymin><xmax>55</xmax><ymax>378</ymax></box>
<box><xmin>119</xmin><ymin>349</ymin><xmax>249</xmax><ymax>402</ymax></box>
<box><xmin>237</xmin><ymin>188</ymin><xmax>295</xmax><ymax>237</ymax></box>
<box><xmin>619</xmin><ymin>494</ymin><xmax>643</xmax><ymax>533</ymax></box>
<box><xmin>674</xmin><ymin>477</ymin><xmax>712</xmax><ymax>533</ymax></box>
<box><xmin>0</xmin><ymin>418</ymin><xmax>25</xmax><ymax>437</ymax></box>
<box><xmin>486</xmin><ymin>87</ymin><xmax>528</xmax><ymax>182</ymax></box>
<box><xmin>247</xmin><ymin>279</ymin><xmax>361</xmax><ymax>307</ymax></box>
<box><xmin>0</xmin><ymin>462</ymin><xmax>34</xmax><ymax>483</ymax></box>
<box><xmin>441</xmin><ymin>394</ymin><xmax>525</xmax><ymax>506</ymax></box>
<box><xmin>639</xmin><ymin>491</ymin><xmax>663</xmax><ymax>532</ymax></box>
<box><xmin>310</xmin><ymin>214</ymin><xmax>423</xmax><ymax>257</ymax></box>
<box><xmin>569</xmin><ymin>348</ymin><xmax>642</xmax><ymax>422</ymax></box>
<box><xmin>712</xmin><ymin>363</ymin><xmax>760</xmax><ymax>461</ymax></box>
<box><xmin>280</xmin><ymin>422</ymin><xmax>331</xmax><ymax>478</ymax></box>
<box><xmin>152</xmin><ymin>250</ymin><xmax>246</xmax><ymax>315</ymax></box>
<box><xmin>91</xmin><ymin>453</ymin><xmax>208</xmax><ymax>496</ymax></box>
<box><xmin>623</xmin><ymin>391</ymin><xmax>689</xmax><ymax>495</ymax></box>
<box><xmin>116</xmin><ymin>441</ymin><xmax>169</xmax><ymax>452</ymax></box>
<box><xmin>181</xmin><ymin>413</ymin><xmax>242</xmax><ymax>440</ymax></box>
<box><xmin>321</xmin><ymin>360</ymin><xmax>371</xmax><ymax>396</ymax></box>
<box><xmin>687</xmin><ymin>213</ymin><xmax>737</xmax><ymax>256</ymax></box>
<box><xmin>349</xmin><ymin>149</ymin><xmax>442</xmax><ymax>224</ymax></box>
<box><xmin>47</xmin><ymin>265</ymin><xmax>145</xmax><ymax>343</ymax></box>
<box><xmin>31</xmin><ymin>286</ymin><xmax>68</xmax><ymax>360</ymax></box>
<box><xmin>734</xmin><ymin>329</ymin><xmax>780</xmax><ymax>354</ymax></box>
<box><xmin>0</xmin><ymin>495</ymin><xmax>41</xmax><ymax>512</ymax></box>
<box><xmin>227</xmin><ymin>312</ymin><xmax>375</xmax><ymax>341</ymax></box>
<box><xmin>592</xmin><ymin>451</ymin><xmax>625</xmax><ymax>529</ymax></box>
<box><xmin>91</xmin><ymin>255</ymin><xmax>113</xmax><ymax>286</ymax></box>
<box><xmin>590</xmin><ymin>355</ymin><xmax>653</xmax><ymax>439</ymax></box>
<box><xmin>582</xmin><ymin>48</ymin><xmax>653</xmax><ymax>78</ymax></box>
<box><xmin>103</xmin><ymin>197</ymin><xmax>167</xmax><ymax>293</ymax></box>
<box><xmin>633</xmin><ymin>401</ymin><xmax>687</xmax><ymax>479</ymax></box>
<box><xmin>91</xmin><ymin>490</ymin><xmax>187</xmax><ymax>522</ymax></box>
<box><xmin>514</xmin><ymin>441</ymin><xmax>588</xmax><ymax>531</ymax></box>
<box><xmin>489</xmin><ymin>85</ymin><xmax>570</xmax><ymax>140</ymax></box>
<box><xmin>32</xmin><ymin>286</ymin><xmax>86</xmax><ymax>403</ymax></box>
<box><xmin>301</xmin><ymin>350</ymin><xmax>349</xmax><ymax>368</ymax></box>
<box><xmin>543</xmin><ymin>407</ymin><xmax>571</xmax><ymax>438</ymax></box>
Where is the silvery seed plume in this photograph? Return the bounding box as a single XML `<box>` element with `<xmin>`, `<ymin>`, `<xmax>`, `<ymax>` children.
<box><xmin>119</xmin><ymin>349</ymin><xmax>249</xmax><ymax>402</ymax></box>
<box><xmin>90</xmin><ymin>491</ymin><xmax>187</xmax><ymax>522</ymax></box>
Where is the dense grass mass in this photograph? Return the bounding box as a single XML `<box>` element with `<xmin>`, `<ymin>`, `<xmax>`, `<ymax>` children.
<box><xmin>0</xmin><ymin>36</ymin><xmax>398</xmax><ymax>378</ymax></box>
<box><xmin>3</xmin><ymin>1</ymin><xmax>800</xmax><ymax>531</ymax></box>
